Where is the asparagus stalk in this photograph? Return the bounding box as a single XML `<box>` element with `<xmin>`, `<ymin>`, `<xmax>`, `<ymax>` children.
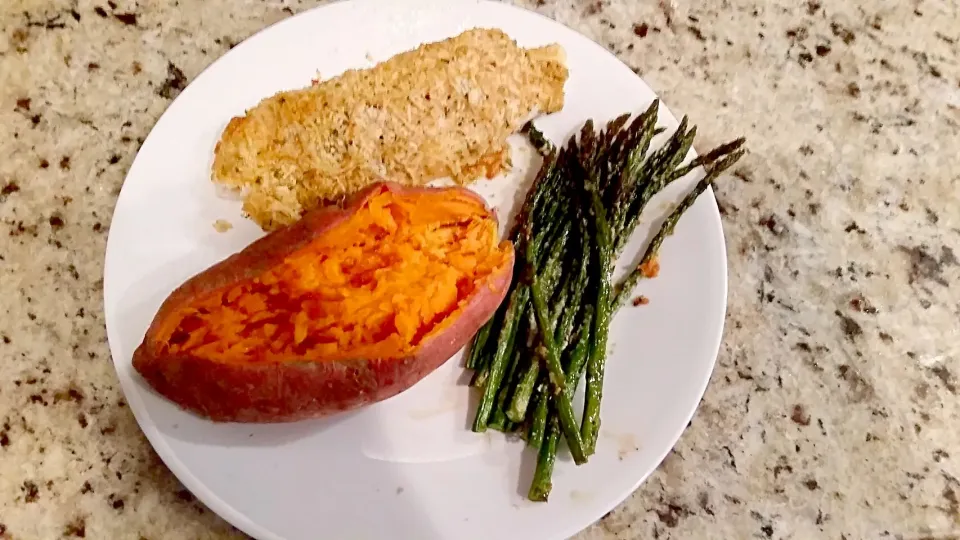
<box><xmin>488</xmin><ymin>349</ymin><xmax>523</xmax><ymax>431</ymax></box>
<box><xmin>530</xmin><ymin>274</ymin><xmax>588</xmax><ymax>465</ymax></box>
<box><xmin>465</xmin><ymin>318</ymin><xmax>493</xmax><ymax>370</ymax></box>
<box><xmin>612</xmin><ymin>150</ymin><xmax>745</xmax><ymax>308</ymax></box>
<box><xmin>611</xmin><ymin>102</ymin><xmax>661</xmax><ymax>232</ymax></box>
<box><xmin>507</xmin><ymin>218</ymin><xmax>572</xmax><ymax>421</ymax></box>
<box><xmin>527</xmin><ymin>381</ymin><xmax>549</xmax><ymax>449</ymax></box>
<box><xmin>475</xmin><ymin>136</ymin><xmax>565</xmax><ymax>428</ymax></box>
<box><xmin>523</xmin><ymin>122</ymin><xmax>555</xmax><ymax>156</ymax></box>
<box><xmin>668</xmin><ymin>137</ymin><xmax>746</xmax><ymax>182</ymax></box>
<box><xmin>526</xmin><ymin>307</ymin><xmax>594</xmax><ymax>501</ymax></box>
<box><xmin>580</xmin><ymin>185</ymin><xmax>615</xmax><ymax>456</ymax></box>
<box><xmin>473</xmin><ymin>286</ymin><xmax>528</xmax><ymax>431</ymax></box>
<box><xmin>564</xmin><ymin>306</ymin><xmax>594</xmax><ymax>397</ymax></box>
<box><xmin>470</xmin><ymin>363</ymin><xmax>489</xmax><ymax>388</ymax></box>
<box><xmin>615</xmin><ymin>118</ymin><xmax>695</xmax><ymax>252</ymax></box>
<box><xmin>528</xmin><ymin>414</ymin><xmax>559</xmax><ymax>501</ymax></box>
<box><xmin>507</xmin><ymin>358</ymin><xmax>540</xmax><ymax>423</ymax></box>
<box><xmin>508</xmin><ymin>150</ymin><xmax>557</xmax><ymax>241</ymax></box>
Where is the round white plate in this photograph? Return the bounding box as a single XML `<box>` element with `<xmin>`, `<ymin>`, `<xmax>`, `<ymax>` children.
<box><xmin>103</xmin><ymin>1</ymin><xmax>727</xmax><ymax>538</ymax></box>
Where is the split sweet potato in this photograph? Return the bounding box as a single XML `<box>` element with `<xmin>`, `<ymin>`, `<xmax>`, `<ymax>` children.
<box><xmin>133</xmin><ymin>182</ymin><xmax>514</xmax><ymax>422</ymax></box>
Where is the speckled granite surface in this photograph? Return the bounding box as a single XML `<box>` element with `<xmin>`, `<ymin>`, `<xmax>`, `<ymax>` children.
<box><xmin>1</xmin><ymin>0</ymin><xmax>958</xmax><ymax>538</ymax></box>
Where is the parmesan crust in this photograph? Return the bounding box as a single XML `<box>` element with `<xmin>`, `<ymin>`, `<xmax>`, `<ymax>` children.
<box><xmin>212</xmin><ymin>28</ymin><xmax>568</xmax><ymax>230</ymax></box>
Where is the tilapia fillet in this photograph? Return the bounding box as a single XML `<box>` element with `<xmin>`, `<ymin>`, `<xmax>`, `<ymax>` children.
<box><xmin>212</xmin><ymin>28</ymin><xmax>568</xmax><ymax>230</ymax></box>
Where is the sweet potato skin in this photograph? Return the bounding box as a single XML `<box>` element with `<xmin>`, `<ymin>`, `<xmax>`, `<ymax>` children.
<box><xmin>132</xmin><ymin>182</ymin><xmax>513</xmax><ymax>423</ymax></box>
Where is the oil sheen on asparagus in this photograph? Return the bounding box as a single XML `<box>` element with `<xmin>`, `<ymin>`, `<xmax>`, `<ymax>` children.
<box><xmin>465</xmin><ymin>100</ymin><xmax>746</xmax><ymax>501</ymax></box>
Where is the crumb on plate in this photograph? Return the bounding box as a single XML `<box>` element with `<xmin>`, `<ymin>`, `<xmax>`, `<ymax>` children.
<box><xmin>639</xmin><ymin>256</ymin><xmax>660</xmax><ymax>278</ymax></box>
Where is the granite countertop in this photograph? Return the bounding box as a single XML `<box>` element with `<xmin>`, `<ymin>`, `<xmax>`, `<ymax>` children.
<box><xmin>1</xmin><ymin>0</ymin><xmax>958</xmax><ymax>538</ymax></box>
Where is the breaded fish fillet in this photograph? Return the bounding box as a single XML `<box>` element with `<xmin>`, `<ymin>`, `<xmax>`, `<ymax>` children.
<box><xmin>212</xmin><ymin>28</ymin><xmax>568</xmax><ymax>230</ymax></box>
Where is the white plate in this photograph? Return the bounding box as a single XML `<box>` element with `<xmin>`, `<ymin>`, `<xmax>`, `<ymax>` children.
<box><xmin>103</xmin><ymin>1</ymin><xmax>727</xmax><ymax>538</ymax></box>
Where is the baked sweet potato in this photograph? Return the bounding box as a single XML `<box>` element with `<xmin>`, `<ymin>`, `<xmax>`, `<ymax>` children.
<box><xmin>133</xmin><ymin>182</ymin><xmax>514</xmax><ymax>422</ymax></box>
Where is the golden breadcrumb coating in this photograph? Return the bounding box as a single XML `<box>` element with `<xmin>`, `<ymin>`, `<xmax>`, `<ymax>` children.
<box><xmin>212</xmin><ymin>28</ymin><xmax>568</xmax><ymax>230</ymax></box>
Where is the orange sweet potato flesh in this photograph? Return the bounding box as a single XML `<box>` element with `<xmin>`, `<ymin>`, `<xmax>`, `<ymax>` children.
<box><xmin>133</xmin><ymin>182</ymin><xmax>514</xmax><ymax>422</ymax></box>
